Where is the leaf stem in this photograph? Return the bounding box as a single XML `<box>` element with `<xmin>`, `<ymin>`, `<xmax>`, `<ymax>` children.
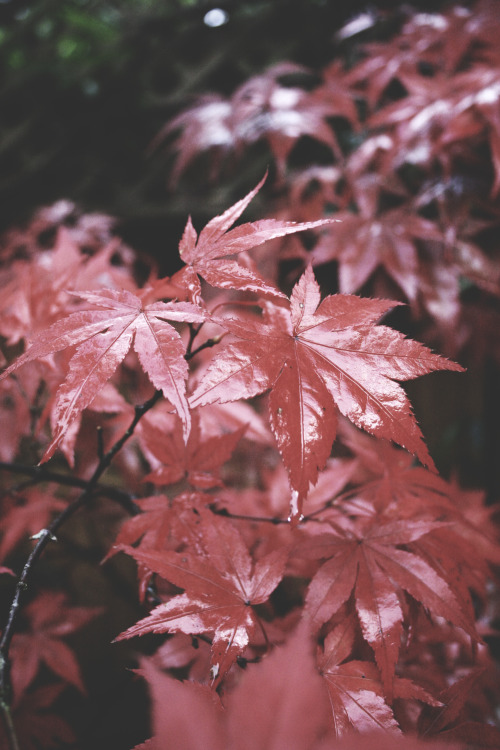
<box><xmin>186</xmin><ymin>335</ymin><xmax>221</xmax><ymax>360</ymax></box>
<box><xmin>210</xmin><ymin>505</ymin><xmax>288</xmax><ymax>525</ymax></box>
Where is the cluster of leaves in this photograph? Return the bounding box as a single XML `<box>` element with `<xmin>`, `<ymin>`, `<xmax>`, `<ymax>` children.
<box><xmin>1</xmin><ymin>3</ymin><xmax>500</xmax><ymax>748</ymax></box>
<box><xmin>0</xmin><ymin>169</ymin><xmax>499</xmax><ymax>749</ymax></box>
<box><xmin>160</xmin><ymin>0</ymin><xmax>500</xmax><ymax>363</ymax></box>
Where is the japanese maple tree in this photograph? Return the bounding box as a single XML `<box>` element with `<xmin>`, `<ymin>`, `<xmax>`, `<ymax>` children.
<box><xmin>1</xmin><ymin>3</ymin><xmax>500</xmax><ymax>749</ymax></box>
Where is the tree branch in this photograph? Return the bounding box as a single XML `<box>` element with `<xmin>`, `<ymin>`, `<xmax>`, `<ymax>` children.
<box><xmin>0</xmin><ymin>388</ymin><xmax>162</xmax><ymax>749</ymax></box>
<box><xmin>0</xmin><ymin>461</ymin><xmax>137</xmax><ymax>513</ymax></box>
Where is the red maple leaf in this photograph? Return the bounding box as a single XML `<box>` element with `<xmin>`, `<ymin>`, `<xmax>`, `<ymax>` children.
<box><xmin>0</xmin><ymin>230</ymin><xmax>85</xmax><ymax>346</ymax></box>
<box><xmin>0</xmin><ymin>684</ymin><xmax>76</xmax><ymax>750</ymax></box>
<box><xmin>229</xmin><ymin>63</ymin><xmax>352</xmax><ymax>174</ymax></box>
<box><xmin>47</xmin><ymin>380</ymin><xmax>134</xmax><ymax>468</ymax></box>
<box><xmin>9</xmin><ymin>591</ymin><xmax>100</xmax><ymax>699</ymax></box>
<box><xmin>148</xmin><ymin>93</ymin><xmax>233</xmax><ymax>186</ymax></box>
<box><xmin>139</xmin><ymin>409</ymin><xmax>246</xmax><ymax>490</ymax></box>
<box><xmin>116</xmin><ymin>514</ymin><xmax>288</xmax><ymax>685</ymax></box>
<box><xmin>108</xmin><ymin>491</ymin><xmax>208</xmax><ymax>601</ymax></box>
<box><xmin>319</xmin><ymin>615</ymin><xmax>400</xmax><ymax>736</ymax></box>
<box><xmin>191</xmin><ymin>265</ymin><xmax>463</xmax><ymax>518</ymax></box>
<box><xmin>342</xmin><ymin>134</ymin><xmax>408</xmax><ymax>218</ymax></box>
<box><xmin>0</xmin><ymin>288</ymin><xmax>205</xmax><ymax>460</ymax></box>
<box><xmin>111</xmin><ymin>492</ymin><xmax>206</xmax><ymax>556</ymax></box>
<box><xmin>172</xmin><ymin>174</ymin><xmax>333</xmax><ymax>304</ymax></box>
<box><xmin>0</xmin><ymin>227</ymin><xmax>137</xmax><ymax>347</ymax></box>
<box><xmin>345</xmin><ymin>7</ymin><xmax>488</xmax><ymax>108</ymax></box>
<box><xmin>317</xmin><ymin>614</ymin><xmax>438</xmax><ymax>737</ymax></box>
<box><xmin>0</xmin><ymin>488</ymin><xmax>67</xmax><ymax>562</ymax></box>
<box><xmin>302</xmin><ymin>515</ymin><xmax>477</xmax><ymax>693</ymax></box>
<box><xmin>418</xmin><ymin>670</ymin><xmax>500</xmax><ymax>747</ymax></box>
<box><xmin>134</xmin><ymin>622</ymin><xmax>332</xmax><ymax>749</ymax></box>
<box><xmin>336</xmin><ymin>428</ymin><xmax>499</xmax><ymax>602</ymax></box>
<box><xmin>337</xmin><ymin>422</ymin><xmax>453</xmax><ymax>516</ymax></box>
<box><xmin>448</xmin><ymin>481</ymin><xmax>500</xmax><ymax>568</ymax></box>
<box><xmin>311</xmin><ymin>209</ymin><xmax>443</xmax><ymax>302</ymax></box>
<box><xmin>369</xmin><ymin>66</ymin><xmax>500</xmax><ymax>195</ymax></box>
<box><xmin>0</xmin><ymin>369</ymin><xmax>36</xmax><ymax>463</ymax></box>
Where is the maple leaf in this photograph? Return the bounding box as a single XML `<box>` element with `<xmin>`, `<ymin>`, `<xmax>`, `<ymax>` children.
<box><xmin>418</xmin><ymin>670</ymin><xmax>500</xmax><ymax>747</ymax></box>
<box><xmin>342</xmin><ymin>134</ymin><xmax>408</xmax><ymax>218</ymax></box>
<box><xmin>172</xmin><ymin>174</ymin><xmax>334</xmax><ymax>303</ymax></box>
<box><xmin>397</xmin><ymin>8</ymin><xmax>488</xmax><ymax>75</ymax></box>
<box><xmin>230</xmin><ymin>63</ymin><xmax>350</xmax><ymax>174</ymax></box>
<box><xmin>302</xmin><ymin>515</ymin><xmax>476</xmax><ymax>693</ymax></box>
<box><xmin>336</xmin><ymin>428</ymin><xmax>499</xmax><ymax>607</ymax></box>
<box><xmin>148</xmin><ymin>93</ymin><xmax>233</xmax><ymax>186</ymax></box>
<box><xmin>337</xmin><ymin>422</ymin><xmax>453</xmax><ymax>516</ymax></box>
<box><xmin>318</xmin><ymin>613</ymin><xmax>442</xmax><ymax>734</ymax></box>
<box><xmin>448</xmin><ymin>481</ymin><xmax>500</xmax><ymax>567</ymax></box>
<box><xmin>9</xmin><ymin>591</ymin><xmax>100</xmax><ymax>699</ymax></box>
<box><xmin>319</xmin><ymin>615</ymin><xmax>401</xmax><ymax>736</ymax></box>
<box><xmin>139</xmin><ymin>409</ymin><xmax>246</xmax><ymax>490</ymax></box>
<box><xmin>0</xmin><ymin>227</ymin><xmax>137</xmax><ymax>347</ymax></box>
<box><xmin>0</xmin><ymin>684</ymin><xmax>76</xmax><ymax>750</ymax></box>
<box><xmin>116</xmin><ymin>515</ymin><xmax>288</xmax><ymax>685</ymax></box>
<box><xmin>0</xmin><ymin>372</ymin><xmax>33</xmax><ymax>462</ymax></box>
<box><xmin>345</xmin><ymin>8</ymin><xmax>486</xmax><ymax>108</ymax></box>
<box><xmin>313</xmin><ymin>60</ymin><xmax>360</xmax><ymax>130</ymax></box>
<box><xmin>0</xmin><ymin>230</ymin><xmax>85</xmax><ymax>346</ymax></box>
<box><xmin>48</xmin><ymin>380</ymin><xmax>134</xmax><ymax>468</ymax></box>
<box><xmin>0</xmin><ymin>288</ymin><xmax>205</xmax><ymax>459</ymax></box>
<box><xmin>110</xmin><ymin>492</ymin><xmax>206</xmax><ymax>557</ymax></box>
<box><xmin>156</xmin><ymin>63</ymin><xmax>350</xmax><ymax>184</ymax></box>
<box><xmin>312</xmin><ymin>209</ymin><xmax>443</xmax><ymax>302</ymax></box>
<box><xmin>136</xmin><ymin>622</ymin><xmax>332</xmax><ymax>750</ymax></box>
<box><xmin>196</xmin><ymin>399</ymin><xmax>273</xmax><ymax>445</ymax></box>
<box><xmin>108</xmin><ymin>491</ymin><xmax>208</xmax><ymax>601</ymax></box>
<box><xmin>409</xmin><ymin>526</ymin><xmax>492</xmax><ymax>623</ymax></box>
<box><xmin>191</xmin><ymin>265</ymin><xmax>463</xmax><ymax>517</ymax></box>
<box><xmin>220</xmin><ymin>457</ymin><xmax>355</xmax><ymax>522</ymax></box>
<box><xmin>0</xmin><ymin>488</ymin><xmax>66</xmax><ymax>562</ymax></box>
<box><xmin>369</xmin><ymin>66</ymin><xmax>500</xmax><ymax>195</ymax></box>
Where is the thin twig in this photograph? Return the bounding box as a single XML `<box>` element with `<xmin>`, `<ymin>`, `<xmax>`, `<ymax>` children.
<box><xmin>186</xmin><ymin>335</ymin><xmax>220</xmax><ymax>360</ymax></box>
<box><xmin>0</xmin><ymin>461</ymin><xmax>137</xmax><ymax>513</ymax></box>
<box><xmin>0</xmin><ymin>388</ymin><xmax>162</xmax><ymax>749</ymax></box>
<box><xmin>210</xmin><ymin>505</ymin><xmax>288</xmax><ymax>525</ymax></box>
<box><xmin>0</xmin><ymin>696</ymin><xmax>19</xmax><ymax>750</ymax></box>
<box><xmin>96</xmin><ymin>425</ymin><xmax>105</xmax><ymax>462</ymax></box>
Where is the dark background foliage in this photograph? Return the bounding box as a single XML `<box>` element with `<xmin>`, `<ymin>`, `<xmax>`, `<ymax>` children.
<box><xmin>0</xmin><ymin>0</ymin><xmax>442</xmax><ymax>252</ymax></box>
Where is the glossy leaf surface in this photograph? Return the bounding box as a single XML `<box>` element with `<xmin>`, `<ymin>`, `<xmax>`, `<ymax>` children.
<box><xmin>0</xmin><ymin>288</ymin><xmax>205</xmax><ymax>458</ymax></box>
<box><xmin>173</xmin><ymin>175</ymin><xmax>334</xmax><ymax>302</ymax></box>
<box><xmin>116</xmin><ymin>516</ymin><xmax>288</xmax><ymax>685</ymax></box>
<box><xmin>192</xmin><ymin>266</ymin><xmax>463</xmax><ymax>516</ymax></box>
